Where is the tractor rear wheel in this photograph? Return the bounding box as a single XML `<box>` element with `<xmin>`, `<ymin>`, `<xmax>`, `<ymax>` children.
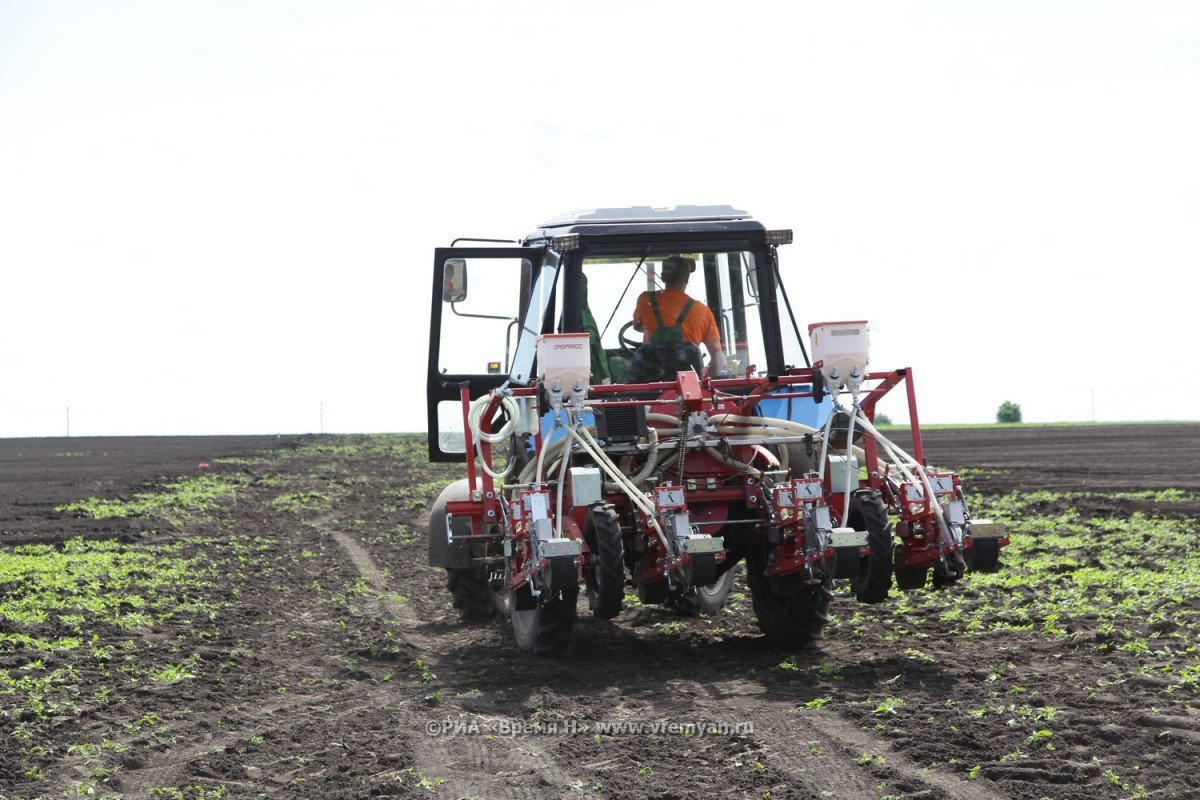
<box><xmin>446</xmin><ymin>541</ymin><xmax>509</xmax><ymax>621</ymax></box>
<box><xmin>847</xmin><ymin>490</ymin><xmax>893</xmax><ymax>604</ymax></box>
<box><xmin>746</xmin><ymin>539</ymin><xmax>831</xmax><ymax>644</ymax></box>
<box><xmin>584</xmin><ymin>504</ymin><xmax>625</xmax><ymax>619</ymax></box>
<box><xmin>511</xmin><ymin>585</ymin><xmax>577</xmax><ymax>656</ymax></box>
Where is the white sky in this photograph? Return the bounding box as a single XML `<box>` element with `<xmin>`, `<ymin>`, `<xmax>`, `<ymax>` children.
<box><xmin>2</xmin><ymin>1</ymin><xmax>1198</xmax><ymax>436</ymax></box>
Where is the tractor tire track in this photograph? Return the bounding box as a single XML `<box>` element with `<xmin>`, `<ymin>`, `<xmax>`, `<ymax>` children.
<box><xmin>328</xmin><ymin>517</ymin><xmax>1011</xmax><ymax>800</ymax></box>
<box><xmin>322</xmin><ymin>520</ymin><xmax>593</xmax><ymax>799</ymax></box>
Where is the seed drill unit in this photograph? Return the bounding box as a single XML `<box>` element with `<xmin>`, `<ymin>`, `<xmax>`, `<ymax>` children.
<box><xmin>427</xmin><ymin>207</ymin><xmax>1007</xmax><ymax>654</ymax></box>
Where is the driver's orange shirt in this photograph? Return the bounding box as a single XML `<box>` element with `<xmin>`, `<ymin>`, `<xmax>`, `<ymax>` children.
<box><xmin>633</xmin><ymin>289</ymin><xmax>720</xmax><ymax>345</ymax></box>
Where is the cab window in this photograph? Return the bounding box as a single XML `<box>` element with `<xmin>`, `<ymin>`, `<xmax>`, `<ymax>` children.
<box><xmin>582</xmin><ymin>251</ymin><xmax>766</xmax><ymax>379</ymax></box>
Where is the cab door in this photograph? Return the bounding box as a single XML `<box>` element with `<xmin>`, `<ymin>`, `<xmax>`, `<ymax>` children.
<box><xmin>427</xmin><ymin>246</ymin><xmax>552</xmax><ymax>462</ymax></box>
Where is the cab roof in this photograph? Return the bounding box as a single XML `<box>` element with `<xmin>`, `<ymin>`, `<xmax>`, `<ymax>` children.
<box><xmin>527</xmin><ymin>205</ymin><xmax>767</xmax><ymax>241</ymax></box>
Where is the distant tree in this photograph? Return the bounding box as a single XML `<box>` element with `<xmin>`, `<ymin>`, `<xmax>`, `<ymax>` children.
<box><xmin>996</xmin><ymin>401</ymin><xmax>1022</xmax><ymax>423</ymax></box>
<box><xmin>874</xmin><ymin>412</ymin><xmax>893</xmax><ymax>426</ymax></box>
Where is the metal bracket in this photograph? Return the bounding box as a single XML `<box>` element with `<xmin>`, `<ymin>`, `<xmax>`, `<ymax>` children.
<box><xmin>682</xmin><ymin>535</ymin><xmax>724</xmax><ymax>555</ymax></box>
<box><xmin>539</xmin><ymin>538</ymin><xmax>582</xmax><ymax>558</ymax></box>
<box><xmin>830</xmin><ymin>526</ymin><xmax>867</xmax><ymax>548</ymax></box>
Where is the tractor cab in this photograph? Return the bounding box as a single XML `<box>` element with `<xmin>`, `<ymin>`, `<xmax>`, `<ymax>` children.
<box><xmin>428</xmin><ymin>205</ymin><xmax>819</xmax><ymax>461</ymax></box>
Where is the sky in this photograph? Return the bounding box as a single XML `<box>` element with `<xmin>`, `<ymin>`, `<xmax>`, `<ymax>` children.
<box><xmin>1</xmin><ymin>1</ymin><xmax>1198</xmax><ymax>437</ymax></box>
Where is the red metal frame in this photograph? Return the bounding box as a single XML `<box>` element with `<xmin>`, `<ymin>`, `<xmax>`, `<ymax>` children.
<box><xmin>451</xmin><ymin>365</ymin><xmax>1005</xmax><ymax>593</ymax></box>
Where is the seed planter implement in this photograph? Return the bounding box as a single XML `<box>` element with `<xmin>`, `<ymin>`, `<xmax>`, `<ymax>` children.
<box><xmin>427</xmin><ymin>207</ymin><xmax>1008</xmax><ymax>654</ymax></box>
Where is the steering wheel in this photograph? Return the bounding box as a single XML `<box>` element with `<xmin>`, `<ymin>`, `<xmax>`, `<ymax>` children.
<box><xmin>618</xmin><ymin>320</ymin><xmax>641</xmax><ymax>356</ymax></box>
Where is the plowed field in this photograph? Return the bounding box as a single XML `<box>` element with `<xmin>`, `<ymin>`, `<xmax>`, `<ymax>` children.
<box><xmin>1</xmin><ymin>424</ymin><xmax>1198</xmax><ymax>799</ymax></box>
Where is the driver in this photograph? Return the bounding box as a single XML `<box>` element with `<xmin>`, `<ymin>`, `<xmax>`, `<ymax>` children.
<box><xmin>632</xmin><ymin>255</ymin><xmax>728</xmax><ymax>375</ymax></box>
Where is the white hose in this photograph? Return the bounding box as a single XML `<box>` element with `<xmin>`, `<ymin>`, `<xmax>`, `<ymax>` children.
<box><xmin>816</xmin><ymin>403</ymin><xmax>838</xmax><ymax>480</ymax></box>
<box><xmin>568</xmin><ymin>423</ymin><xmax>671</xmax><ymax>552</ymax></box>
<box><xmin>708</xmin><ymin>413</ymin><xmax>818</xmax><ymax>435</ymax></box>
<box><xmin>618</xmin><ymin>427</ymin><xmax>663</xmax><ymax>489</ymax></box>
<box><xmin>571</xmin><ymin>424</ymin><xmax>654</xmax><ymax>517</ymax></box>
<box><xmin>851</xmin><ymin>411</ymin><xmax>920</xmax><ymax>485</ymax></box>
<box><xmin>468</xmin><ymin>394</ymin><xmax>520</xmax><ymax>480</ymax></box>
<box><xmin>554</xmin><ymin>433</ymin><xmax>573</xmax><ymax>540</ymax></box>
<box><xmin>851</xmin><ymin>408</ymin><xmax>954</xmax><ymax>545</ymax></box>
<box><xmin>841</xmin><ymin>407</ymin><xmax>858</xmax><ymax>520</ymax></box>
<box><xmin>469</xmin><ymin>394</ymin><xmax>519</xmax><ymax>443</ymax></box>
<box><xmin>532</xmin><ymin>430</ymin><xmax>563</xmax><ymax>486</ymax></box>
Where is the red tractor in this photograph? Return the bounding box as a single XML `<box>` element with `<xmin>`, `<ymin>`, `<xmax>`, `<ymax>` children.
<box><xmin>427</xmin><ymin>207</ymin><xmax>1007</xmax><ymax>654</ymax></box>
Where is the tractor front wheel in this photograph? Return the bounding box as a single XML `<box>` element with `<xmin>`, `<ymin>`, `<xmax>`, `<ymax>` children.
<box><xmin>848</xmin><ymin>490</ymin><xmax>893</xmax><ymax>604</ymax></box>
<box><xmin>747</xmin><ymin>539</ymin><xmax>831</xmax><ymax>644</ymax></box>
<box><xmin>584</xmin><ymin>504</ymin><xmax>625</xmax><ymax>619</ymax></box>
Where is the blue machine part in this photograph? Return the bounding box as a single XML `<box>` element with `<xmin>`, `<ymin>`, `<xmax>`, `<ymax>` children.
<box><xmin>754</xmin><ymin>386</ymin><xmax>833</xmax><ymax>429</ymax></box>
<box><xmin>538</xmin><ymin>410</ymin><xmax>596</xmax><ymax>450</ymax></box>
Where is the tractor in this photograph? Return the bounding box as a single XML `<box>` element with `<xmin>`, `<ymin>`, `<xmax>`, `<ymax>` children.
<box><xmin>426</xmin><ymin>206</ymin><xmax>1007</xmax><ymax>655</ymax></box>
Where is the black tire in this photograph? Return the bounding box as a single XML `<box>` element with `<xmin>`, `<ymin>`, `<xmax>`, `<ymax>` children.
<box><xmin>746</xmin><ymin>537</ymin><xmax>831</xmax><ymax>644</ymax></box>
<box><xmin>446</xmin><ymin>564</ymin><xmax>508</xmax><ymax>621</ymax></box>
<box><xmin>894</xmin><ymin>566</ymin><xmax>928</xmax><ymax>591</ymax></box>
<box><xmin>847</xmin><ymin>490</ymin><xmax>893</xmax><ymax>604</ymax></box>
<box><xmin>584</xmin><ymin>505</ymin><xmax>625</xmax><ymax>620</ymax></box>
<box><xmin>511</xmin><ymin>586</ymin><xmax>577</xmax><ymax>656</ymax></box>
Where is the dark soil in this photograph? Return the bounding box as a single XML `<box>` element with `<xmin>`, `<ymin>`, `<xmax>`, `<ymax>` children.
<box><xmin>896</xmin><ymin>423</ymin><xmax>1200</xmax><ymax>492</ymax></box>
<box><xmin>0</xmin><ymin>436</ymin><xmax>286</xmax><ymax>545</ymax></box>
<box><xmin>1</xmin><ymin>424</ymin><xmax>1198</xmax><ymax>800</ymax></box>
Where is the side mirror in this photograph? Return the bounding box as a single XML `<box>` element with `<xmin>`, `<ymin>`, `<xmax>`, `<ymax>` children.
<box><xmin>443</xmin><ymin>258</ymin><xmax>468</xmax><ymax>303</ymax></box>
<box><xmin>745</xmin><ymin>264</ymin><xmax>760</xmax><ymax>300</ymax></box>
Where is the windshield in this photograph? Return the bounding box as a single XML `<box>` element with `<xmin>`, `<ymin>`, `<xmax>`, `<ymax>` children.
<box><xmin>583</xmin><ymin>250</ymin><xmax>768</xmax><ymax>378</ymax></box>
